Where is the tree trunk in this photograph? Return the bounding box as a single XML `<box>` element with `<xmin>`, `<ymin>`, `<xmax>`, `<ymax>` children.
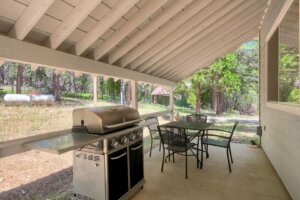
<box><xmin>144</xmin><ymin>84</ymin><xmax>148</xmax><ymax>103</ymax></box>
<box><xmin>120</xmin><ymin>80</ymin><xmax>126</xmax><ymax>105</ymax></box>
<box><xmin>196</xmin><ymin>84</ymin><xmax>201</xmax><ymax>114</ymax></box>
<box><xmin>216</xmin><ymin>91</ymin><xmax>225</xmax><ymax>115</ymax></box>
<box><xmin>126</xmin><ymin>81</ymin><xmax>131</xmax><ymax>105</ymax></box>
<box><xmin>211</xmin><ymin>88</ymin><xmax>217</xmax><ymax>111</ymax></box>
<box><xmin>5</xmin><ymin>64</ymin><xmax>10</xmax><ymax>86</ymax></box>
<box><xmin>70</xmin><ymin>72</ymin><xmax>76</xmax><ymax>94</ymax></box>
<box><xmin>16</xmin><ymin>64</ymin><xmax>24</xmax><ymax>94</ymax></box>
<box><xmin>53</xmin><ymin>72</ymin><xmax>61</xmax><ymax>101</ymax></box>
<box><xmin>0</xmin><ymin>65</ymin><xmax>3</xmax><ymax>85</ymax></box>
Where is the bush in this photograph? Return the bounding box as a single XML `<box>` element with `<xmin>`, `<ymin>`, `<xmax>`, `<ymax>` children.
<box><xmin>63</xmin><ymin>92</ymin><xmax>93</xmax><ymax>100</ymax></box>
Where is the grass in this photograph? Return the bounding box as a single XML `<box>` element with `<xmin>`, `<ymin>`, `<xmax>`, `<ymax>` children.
<box><xmin>0</xmin><ymin>96</ymin><xmax>258</xmax><ymax>144</ymax></box>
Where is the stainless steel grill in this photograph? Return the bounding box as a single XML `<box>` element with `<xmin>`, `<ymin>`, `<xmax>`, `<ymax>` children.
<box><xmin>72</xmin><ymin>106</ymin><xmax>141</xmax><ymax>134</ymax></box>
<box><xmin>26</xmin><ymin>106</ymin><xmax>145</xmax><ymax>200</ymax></box>
<box><xmin>72</xmin><ymin>106</ymin><xmax>145</xmax><ymax>200</ymax></box>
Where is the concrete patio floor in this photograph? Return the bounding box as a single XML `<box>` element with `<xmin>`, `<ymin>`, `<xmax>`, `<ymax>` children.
<box><xmin>133</xmin><ymin>144</ymin><xmax>291</xmax><ymax>200</ymax></box>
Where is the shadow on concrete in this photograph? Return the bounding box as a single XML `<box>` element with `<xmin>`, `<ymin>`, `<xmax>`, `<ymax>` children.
<box><xmin>0</xmin><ymin>167</ymin><xmax>73</xmax><ymax>200</ymax></box>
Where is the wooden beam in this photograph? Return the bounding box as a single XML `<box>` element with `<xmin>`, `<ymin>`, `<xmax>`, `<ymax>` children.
<box><xmin>146</xmin><ymin>0</ymin><xmax>265</xmax><ymax>75</ymax></box>
<box><xmin>92</xmin><ymin>0</ymin><xmax>169</xmax><ymax>60</ymax></box>
<box><xmin>168</xmin><ymin>25</ymin><xmax>259</xmax><ymax>81</ymax></box>
<box><xmin>108</xmin><ymin>0</ymin><xmax>193</xmax><ymax>64</ymax></box>
<box><xmin>0</xmin><ymin>35</ymin><xmax>176</xmax><ymax>87</ymax></box>
<box><xmin>74</xmin><ymin>0</ymin><xmax>139</xmax><ymax>56</ymax></box>
<box><xmin>9</xmin><ymin>0</ymin><xmax>55</xmax><ymax>40</ymax></box>
<box><xmin>45</xmin><ymin>0</ymin><xmax>102</xmax><ymax>49</ymax></box>
<box><xmin>152</xmin><ymin>1</ymin><xmax>264</xmax><ymax>77</ymax></box>
<box><xmin>265</xmin><ymin>0</ymin><xmax>294</xmax><ymax>41</ymax></box>
<box><xmin>120</xmin><ymin>0</ymin><xmax>214</xmax><ymax>68</ymax></box>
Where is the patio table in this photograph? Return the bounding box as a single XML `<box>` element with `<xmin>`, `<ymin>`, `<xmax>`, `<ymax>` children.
<box><xmin>160</xmin><ymin>121</ymin><xmax>212</xmax><ymax>131</ymax></box>
<box><xmin>159</xmin><ymin>121</ymin><xmax>213</xmax><ymax>169</ymax></box>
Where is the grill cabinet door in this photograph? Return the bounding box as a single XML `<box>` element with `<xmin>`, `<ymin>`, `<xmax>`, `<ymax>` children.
<box><xmin>108</xmin><ymin>148</ymin><xmax>129</xmax><ymax>200</ymax></box>
<box><xmin>129</xmin><ymin>141</ymin><xmax>144</xmax><ymax>188</ymax></box>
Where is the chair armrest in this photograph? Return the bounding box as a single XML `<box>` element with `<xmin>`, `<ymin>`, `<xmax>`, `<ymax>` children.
<box><xmin>207</xmin><ymin>128</ymin><xmax>232</xmax><ymax>134</ymax></box>
<box><xmin>201</xmin><ymin>133</ymin><xmax>230</xmax><ymax>140</ymax></box>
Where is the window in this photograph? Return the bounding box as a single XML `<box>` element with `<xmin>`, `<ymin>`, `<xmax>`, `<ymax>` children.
<box><xmin>268</xmin><ymin>0</ymin><xmax>300</xmax><ymax>104</ymax></box>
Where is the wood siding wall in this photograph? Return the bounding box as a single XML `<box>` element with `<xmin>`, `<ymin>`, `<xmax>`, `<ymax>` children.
<box><xmin>260</xmin><ymin>0</ymin><xmax>300</xmax><ymax>199</ymax></box>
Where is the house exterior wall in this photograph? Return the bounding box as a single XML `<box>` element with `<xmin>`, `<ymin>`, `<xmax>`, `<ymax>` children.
<box><xmin>260</xmin><ymin>0</ymin><xmax>300</xmax><ymax>199</ymax></box>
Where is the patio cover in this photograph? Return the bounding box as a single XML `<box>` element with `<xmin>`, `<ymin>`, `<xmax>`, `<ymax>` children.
<box><xmin>0</xmin><ymin>0</ymin><xmax>268</xmax><ymax>85</ymax></box>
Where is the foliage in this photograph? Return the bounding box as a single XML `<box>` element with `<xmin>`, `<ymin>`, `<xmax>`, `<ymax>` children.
<box><xmin>174</xmin><ymin>39</ymin><xmax>259</xmax><ymax>115</ymax></box>
<box><xmin>279</xmin><ymin>44</ymin><xmax>299</xmax><ymax>103</ymax></box>
<box><xmin>288</xmin><ymin>88</ymin><xmax>299</xmax><ymax>102</ymax></box>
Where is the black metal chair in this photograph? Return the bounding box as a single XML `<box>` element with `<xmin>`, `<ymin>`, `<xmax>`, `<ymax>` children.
<box><xmin>186</xmin><ymin>114</ymin><xmax>208</xmax><ymax>139</ymax></box>
<box><xmin>186</xmin><ymin>114</ymin><xmax>209</xmax><ymax>162</ymax></box>
<box><xmin>157</xmin><ymin>125</ymin><xmax>198</xmax><ymax>179</ymax></box>
<box><xmin>200</xmin><ymin>121</ymin><xmax>239</xmax><ymax>173</ymax></box>
<box><xmin>145</xmin><ymin>116</ymin><xmax>161</xmax><ymax>157</ymax></box>
<box><xmin>186</xmin><ymin>114</ymin><xmax>207</xmax><ymax>123</ymax></box>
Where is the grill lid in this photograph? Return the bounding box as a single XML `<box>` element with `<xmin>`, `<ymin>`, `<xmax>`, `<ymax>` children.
<box><xmin>72</xmin><ymin>106</ymin><xmax>141</xmax><ymax>134</ymax></box>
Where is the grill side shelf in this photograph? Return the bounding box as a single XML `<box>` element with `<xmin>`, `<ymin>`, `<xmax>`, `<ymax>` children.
<box><xmin>24</xmin><ymin>132</ymin><xmax>101</xmax><ymax>154</ymax></box>
<box><xmin>24</xmin><ymin>122</ymin><xmax>147</xmax><ymax>155</ymax></box>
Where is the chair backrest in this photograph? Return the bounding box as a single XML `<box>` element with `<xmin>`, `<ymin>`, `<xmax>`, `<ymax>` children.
<box><xmin>145</xmin><ymin>116</ymin><xmax>159</xmax><ymax>132</ymax></box>
<box><xmin>157</xmin><ymin>125</ymin><xmax>185</xmax><ymax>146</ymax></box>
<box><xmin>186</xmin><ymin>114</ymin><xmax>207</xmax><ymax>123</ymax></box>
<box><xmin>228</xmin><ymin>121</ymin><xmax>239</xmax><ymax>142</ymax></box>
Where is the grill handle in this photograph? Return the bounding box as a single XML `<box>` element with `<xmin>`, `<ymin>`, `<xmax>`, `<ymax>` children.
<box><xmin>110</xmin><ymin>152</ymin><xmax>127</xmax><ymax>160</ymax></box>
<box><xmin>104</xmin><ymin>119</ymin><xmax>142</xmax><ymax>129</ymax></box>
<box><xmin>131</xmin><ymin>144</ymin><xmax>143</xmax><ymax>151</ymax></box>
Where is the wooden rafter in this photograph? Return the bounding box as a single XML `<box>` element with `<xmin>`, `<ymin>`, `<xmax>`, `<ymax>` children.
<box><xmin>143</xmin><ymin>1</ymin><xmax>262</xmax><ymax>73</ymax></box>
<box><xmin>9</xmin><ymin>0</ymin><xmax>55</xmax><ymax>40</ymax></box>
<box><xmin>166</xmin><ymin>23</ymin><xmax>260</xmax><ymax>81</ymax></box>
<box><xmin>151</xmin><ymin>0</ymin><xmax>264</xmax><ymax>77</ymax></box>
<box><xmin>137</xmin><ymin>0</ymin><xmax>245</xmax><ymax>74</ymax></box>
<box><xmin>45</xmin><ymin>0</ymin><xmax>102</xmax><ymax>49</ymax></box>
<box><xmin>108</xmin><ymin>0</ymin><xmax>193</xmax><ymax>64</ymax></box>
<box><xmin>120</xmin><ymin>0</ymin><xmax>214</xmax><ymax>68</ymax></box>
<box><xmin>92</xmin><ymin>0</ymin><xmax>169</xmax><ymax>60</ymax></box>
<box><xmin>74</xmin><ymin>0</ymin><xmax>139</xmax><ymax>56</ymax></box>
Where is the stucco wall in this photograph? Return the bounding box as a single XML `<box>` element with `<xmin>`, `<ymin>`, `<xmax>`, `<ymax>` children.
<box><xmin>260</xmin><ymin>0</ymin><xmax>300</xmax><ymax>199</ymax></box>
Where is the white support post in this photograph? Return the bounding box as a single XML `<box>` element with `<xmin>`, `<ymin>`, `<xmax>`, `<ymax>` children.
<box><xmin>130</xmin><ymin>80</ymin><xmax>138</xmax><ymax>110</ymax></box>
<box><xmin>169</xmin><ymin>87</ymin><xmax>174</xmax><ymax>121</ymax></box>
<box><xmin>92</xmin><ymin>75</ymin><xmax>98</xmax><ymax>106</ymax></box>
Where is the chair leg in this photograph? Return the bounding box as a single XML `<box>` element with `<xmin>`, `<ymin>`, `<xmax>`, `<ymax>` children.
<box><xmin>226</xmin><ymin>148</ymin><xmax>232</xmax><ymax>173</ymax></box>
<box><xmin>205</xmin><ymin>132</ymin><xmax>209</xmax><ymax>158</ymax></box>
<box><xmin>200</xmin><ymin>142</ymin><xmax>204</xmax><ymax>169</ymax></box>
<box><xmin>149</xmin><ymin>133</ymin><xmax>153</xmax><ymax>157</ymax></box>
<box><xmin>185</xmin><ymin>150</ymin><xmax>188</xmax><ymax>179</ymax></box>
<box><xmin>196</xmin><ymin>136</ymin><xmax>200</xmax><ymax>168</ymax></box>
<box><xmin>229</xmin><ymin>145</ymin><xmax>233</xmax><ymax>163</ymax></box>
<box><xmin>161</xmin><ymin>149</ymin><xmax>165</xmax><ymax>172</ymax></box>
<box><xmin>159</xmin><ymin>140</ymin><xmax>162</xmax><ymax>151</ymax></box>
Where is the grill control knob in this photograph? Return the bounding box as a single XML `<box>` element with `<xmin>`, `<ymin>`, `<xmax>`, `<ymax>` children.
<box><xmin>120</xmin><ymin>136</ymin><xmax>129</xmax><ymax>144</ymax></box>
<box><xmin>129</xmin><ymin>133</ymin><xmax>136</xmax><ymax>141</ymax></box>
<box><xmin>110</xmin><ymin>139</ymin><xmax>119</xmax><ymax>148</ymax></box>
<box><xmin>137</xmin><ymin>130</ymin><xmax>143</xmax><ymax>138</ymax></box>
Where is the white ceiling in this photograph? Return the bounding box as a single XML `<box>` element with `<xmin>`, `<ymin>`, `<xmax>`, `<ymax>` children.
<box><xmin>0</xmin><ymin>0</ymin><xmax>268</xmax><ymax>82</ymax></box>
